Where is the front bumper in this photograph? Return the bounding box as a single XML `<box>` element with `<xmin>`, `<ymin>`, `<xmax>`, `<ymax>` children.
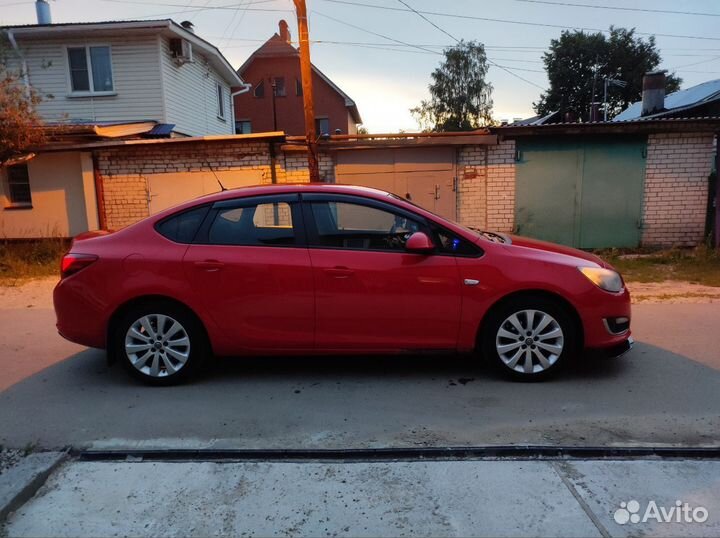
<box><xmin>590</xmin><ymin>336</ymin><xmax>634</xmax><ymax>359</ymax></box>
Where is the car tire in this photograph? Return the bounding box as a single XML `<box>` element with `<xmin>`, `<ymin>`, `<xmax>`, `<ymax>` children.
<box><xmin>481</xmin><ymin>296</ymin><xmax>577</xmax><ymax>381</ymax></box>
<box><xmin>112</xmin><ymin>301</ymin><xmax>207</xmax><ymax>386</ymax></box>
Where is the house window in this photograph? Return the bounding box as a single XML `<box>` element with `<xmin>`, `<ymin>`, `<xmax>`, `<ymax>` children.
<box><xmin>67</xmin><ymin>45</ymin><xmax>114</xmax><ymax>94</ymax></box>
<box><xmin>6</xmin><ymin>164</ymin><xmax>32</xmax><ymax>206</ymax></box>
<box><xmin>216</xmin><ymin>83</ymin><xmax>225</xmax><ymax>119</ymax></box>
<box><xmin>315</xmin><ymin>117</ymin><xmax>330</xmax><ymax>135</ymax></box>
<box><xmin>295</xmin><ymin>79</ymin><xmax>303</xmax><ymax>96</ymax></box>
<box><xmin>254</xmin><ymin>80</ymin><xmax>265</xmax><ymax>98</ymax></box>
<box><xmin>273</xmin><ymin>77</ymin><xmax>286</xmax><ymax>97</ymax></box>
<box><xmin>235</xmin><ymin>120</ymin><xmax>252</xmax><ymax>134</ymax></box>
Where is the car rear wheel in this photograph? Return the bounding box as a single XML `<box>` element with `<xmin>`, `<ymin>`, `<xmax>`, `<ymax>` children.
<box><xmin>113</xmin><ymin>302</ymin><xmax>206</xmax><ymax>385</ymax></box>
<box><xmin>482</xmin><ymin>297</ymin><xmax>576</xmax><ymax>381</ymax></box>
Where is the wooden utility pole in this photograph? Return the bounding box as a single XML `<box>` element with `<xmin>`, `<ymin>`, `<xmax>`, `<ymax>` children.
<box><xmin>292</xmin><ymin>0</ymin><xmax>320</xmax><ymax>181</ymax></box>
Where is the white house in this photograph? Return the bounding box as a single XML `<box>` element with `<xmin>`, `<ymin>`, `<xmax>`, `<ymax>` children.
<box><xmin>3</xmin><ymin>18</ymin><xmax>246</xmax><ymax>136</ymax></box>
<box><xmin>1</xmin><ymin>14</ymin><xmax>250</xmax><ymax>238</ymax></box>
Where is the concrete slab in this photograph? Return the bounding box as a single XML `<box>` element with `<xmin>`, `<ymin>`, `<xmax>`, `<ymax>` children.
<box><xmin>558</xmin><ymin>460</ymin><xmax>720</xmax><ymax>537</ymax></box>
<box><xmin>0</xmin><ymin>451</ymin><xmax>66</xmax><ymax>521</ymax></box>
<box><xmin>5</xmin><ymin>460</ymin><xmax>600</xmax><ymax>537</ymax></box>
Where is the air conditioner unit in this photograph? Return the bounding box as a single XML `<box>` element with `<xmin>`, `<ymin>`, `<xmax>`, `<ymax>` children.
<box><xmin>169</xmin><ymin>38</ymin><xmax>193</xmax><ymax>65</ymax></box>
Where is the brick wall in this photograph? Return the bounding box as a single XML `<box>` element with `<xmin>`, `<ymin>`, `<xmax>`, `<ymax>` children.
<box><xmin>641</xmin><ymin>133</ymin><xmax>716</xmax><ymax>247</ymax></box>
<box><xmin>486</xmin><ymin>139</ymin><xmax>516</xmax><ymax>233</ymax></box>
<box><xmin>456</xmin><ymin>146</ymin><xmax>487</xmax><ymax>229</ymax></box>
<box><xmin>95</xmin><ymin>140</ymin><xmax>327</xmax><ymax>229</ymax></box>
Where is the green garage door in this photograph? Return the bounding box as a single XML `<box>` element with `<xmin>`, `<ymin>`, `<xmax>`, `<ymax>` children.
<box><xmin>515</xmin><ymin>138</ymin><xmax>646</xmax><ymax>248</ymax></box>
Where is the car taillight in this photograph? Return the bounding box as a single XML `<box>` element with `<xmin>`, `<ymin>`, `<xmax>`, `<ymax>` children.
<box><xmin>60</xmin><ymin>253</ymin><xmax>98</xmax><ymax>279</ymax></box>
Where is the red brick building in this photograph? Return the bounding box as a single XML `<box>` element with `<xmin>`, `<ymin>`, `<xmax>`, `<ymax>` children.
<box><xmin>233</xmin><ymin>20</ymin><xmax>362</xmax><ymax>136</ymax></box>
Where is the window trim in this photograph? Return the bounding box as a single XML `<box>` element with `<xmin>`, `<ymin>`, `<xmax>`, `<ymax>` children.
<box><xmin>235</xmin><ymin>119</ymin><xmax>252</xmax><ymax>134</ymax></box>
<box><xmin>216</xmin><ymin>82</ymin><xmax>226</xmax><ymax>120</ymax></box>
<box><xmin>253</xmin><ymin>80</ymin><xmax>265</xmax><ymax>98</ymax></box>
<box><xmin>64</xmin><ymin>44</ymin><xmax>116</xmax><ymax>97</ymax></box>
<box><xmin>315</xmin><ymin>116</ymin><xmax>330</xmax><ymax>136</ymax></box>
<box><xmin>193</xmin><ymin>194</ymin><xmax>306</xmax><ymax>248</ymax></box>
<box><xmin>272</xmin><ymin>76</ymin><xmax>286</xmax><ymax>97</ymax></box>
<box><xmin>3</xmin><ymin>163</ymin><xmax>33</xmax><ymax>209</ymax></box>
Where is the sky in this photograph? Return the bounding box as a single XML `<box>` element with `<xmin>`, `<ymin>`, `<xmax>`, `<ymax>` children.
<box><xmin>1</xmin><ymin>0</ymin><xmax>719</xmax><ymax>132</ymax></box>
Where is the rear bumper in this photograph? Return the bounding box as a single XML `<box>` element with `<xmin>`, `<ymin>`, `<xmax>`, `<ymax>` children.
<box><xmin>53</xmin><ymin>278</ymin><xmax>108</xmax><ymax>349</ymax></box>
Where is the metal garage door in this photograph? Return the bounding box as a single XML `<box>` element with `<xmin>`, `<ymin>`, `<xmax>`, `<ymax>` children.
<box><xmin>335</xmin><ymin>147</ymin><xmax>456</xmax><ymax>220</ymax></box>
<box><xmin>147</xmin><ymin>170</ymin><xmax>264</xmax><ymax>215</ymax></box>
<box><xmin>515</xmin><ymin>138</ymin><xmax>646</xmax><ymax>248</ymax></box>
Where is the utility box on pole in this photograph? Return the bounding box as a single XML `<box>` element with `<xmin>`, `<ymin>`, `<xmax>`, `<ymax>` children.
<box><xmin>293</xmin><ymin>0</ymin><xmax>320</xmax><ymax>182</ymax></box>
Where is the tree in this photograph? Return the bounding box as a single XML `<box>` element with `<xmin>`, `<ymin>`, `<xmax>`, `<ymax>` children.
<box><xmin>411</xmin><ymin>40</ymin><xmax>493</xmax><ymax>131</ymax></box>
<box><xmin>0</xmin><ymin>36</ymin><xmax>45</xmax><ymax>165</ymax></box>
<box><xmin>535</xmin><ymin>27</ymin><xmax>681</xmax><ymax>121</ymax></box>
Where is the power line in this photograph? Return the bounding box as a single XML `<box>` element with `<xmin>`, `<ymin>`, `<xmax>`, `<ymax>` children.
<box><xmin>319</xmin><ymin>0</ymin><xmax>720</xmax><ymax>42</ymax></box>
<box><xmin>511</xmin><ymin>0</ymin><xmax>720</xmax><ymax>18</ymax></box>
<box><xmin>392</xmin><ymin>0</ymin><xmax>546</xmax><ymax>89</ymax></box>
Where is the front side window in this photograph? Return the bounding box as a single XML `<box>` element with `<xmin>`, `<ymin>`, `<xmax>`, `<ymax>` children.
<box><xmin>216</xmin><ymin>83</ymin><xmax>225</xmax><ymax>119</ymax></box>
<box><xmin>208</xmin><ymin>202</ymin><xmax>295</xmax><ymax>246</ymax></box>
<box><xmin>308</xmin><ymin>200</ymin><xmax>424</xmax><ymax>252</ymax></box>
<box><xmin>5</xmin><ymin>164</ymin><xmax>32</xmax><ymax>206</ymax></box>
<box><xmin>67</xmin><ymin>46</ymin><xmax>114</xmax><ymax>93</ymax></box>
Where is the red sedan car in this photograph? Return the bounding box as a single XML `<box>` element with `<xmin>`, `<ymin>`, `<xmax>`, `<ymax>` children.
<box><xmin>54</xmin><ymin>184</ymin><xmax>632</xmax><ymax>385</ymax></box>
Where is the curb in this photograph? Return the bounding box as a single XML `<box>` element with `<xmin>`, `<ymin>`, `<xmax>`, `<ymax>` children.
<box><xmin>0</xmin><ymin>451</ymin><xmax>68</xmax><ymax>522</ymax></box>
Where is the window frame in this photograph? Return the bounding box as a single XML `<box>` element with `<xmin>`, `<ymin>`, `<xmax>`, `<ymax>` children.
<box><xmin>64</xmin><ymin>44</ymin><xmax>116</xmax><ymax>97</ymax></box>
<box><xmin>216</xmin><ymin>82</ymin><xmax>226</xmax><ymax>120</ymax></box>
<box><xmin>253</xmin><ymin>80</ymin><xmax>265</xmax><ymax>98</ymax></box>
<box><xmin>235</xmin><ymin>120</ymin><xmax>252</xmax><ymax>134</ymax></box>
<box><xmin>3</xmin><ymin>163</ymin><xmax>33</xmax><ymax>209</ymax></box>
<box><xmin>272</xmin><ymin>76</ymin><xmax>286</xmax><ymax>97</ymax></box>
<box><xmin>315</xmin><ymin>117</ymin><xmax>330</xmax><ymax>136</ymax></box>
<box><xmin>193</xmin><ymin>194</ymin><xmax>306</xmax><ymax>248</ymax></box>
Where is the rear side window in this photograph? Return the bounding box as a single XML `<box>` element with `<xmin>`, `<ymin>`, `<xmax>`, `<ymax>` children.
<box><xmin>207</xmin><ymin>201</ymin><xmax>295</xmax><ymax>246</ymax></box>
<box><xmin>155</xmin><ymin>205</ymin><xmax>210</xmax><ymax>243</ymax></box>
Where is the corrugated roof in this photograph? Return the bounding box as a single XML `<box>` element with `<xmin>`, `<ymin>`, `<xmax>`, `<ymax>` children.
<box><xmin>614</xmin><ymin>79</ymin><xmax>720</xmax><ymax>121</ymax></box>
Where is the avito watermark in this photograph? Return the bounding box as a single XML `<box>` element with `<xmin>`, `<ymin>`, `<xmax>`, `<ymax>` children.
<box><xmin>614</xmin><ymin>499</ymin><xmax>709</xmax><ymax>525</ymax></box>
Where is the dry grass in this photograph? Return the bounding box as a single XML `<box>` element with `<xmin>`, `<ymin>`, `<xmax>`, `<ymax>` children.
<box><xmin>599</xmin><ymin>246</ymin><xmax>720</xmax><ymax>287</ymax></box>
<box><xmin>0</xmin><ymin>238</ymin><xmax>69</xmax><ymax>286</ymax></box>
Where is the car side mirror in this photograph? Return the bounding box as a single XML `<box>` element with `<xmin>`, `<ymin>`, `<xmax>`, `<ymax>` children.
<box><xmin>405</xmin><ymin>231</ymin><xmax>434</xmax><ymax>254</ymax></box>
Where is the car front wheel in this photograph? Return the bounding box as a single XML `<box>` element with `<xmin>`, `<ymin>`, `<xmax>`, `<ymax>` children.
<box><xmin>113</xmin><ymin>302</ymin><xmax>206</xmax><ymax>385</ymax></box>
<box><xmin>482</xmin><ymin>297</ymin><xmax>576</xmax><ymax>381</ymax></box>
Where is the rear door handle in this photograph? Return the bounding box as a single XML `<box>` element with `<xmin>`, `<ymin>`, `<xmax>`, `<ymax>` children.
<box><xmin>194</xmin><ymin>260</ymin><xmax>225</xmax><ymax>271</ymax></box>
<box><xmin>324</xmin><ymin>266</ymin><xmax>354</xmax><ymax>279</ymax></box>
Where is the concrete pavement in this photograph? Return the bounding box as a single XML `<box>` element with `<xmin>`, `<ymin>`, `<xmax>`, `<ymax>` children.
<box><xmin>5</xmin><ymin>458</ymin><xmax>720</xmax><ymax>537</ymax></box>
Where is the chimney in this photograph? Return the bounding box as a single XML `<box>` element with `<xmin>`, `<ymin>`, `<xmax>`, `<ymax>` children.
<box><xmin>641</xmin><ymin>71</ymin><xmax>666</xmax><ymax>116</ymax></box>
<box><xmin>35</xmin><ymin>0</ymin><xmax>51</xmax><ymax>24</ymax></box>
<box><xmin>278</xmin><ymin>20</ymin><xmax>291</xmax><ymax>43</ymax></box>
<box><xmin>180</xmin><ymin>21</ymin><xmax>195</xmax><ymax>33</ymax></box>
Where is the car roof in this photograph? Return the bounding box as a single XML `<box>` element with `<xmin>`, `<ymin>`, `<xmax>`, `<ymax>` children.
<box><xmin>197</xmin><ymin>183</ymin><xmax>396</xmax><ymax>203</ymax></box>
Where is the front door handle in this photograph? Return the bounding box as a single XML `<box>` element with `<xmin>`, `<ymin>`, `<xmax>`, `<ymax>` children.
<box><xmin>324</xmin><ymin>266</ymin><xmax>354</xmax><ymax>279</ymax></box>
<box><xmin>194</xmin><ymin>260</ymin><xmax>225</xmax><ymax>272</ymax></box>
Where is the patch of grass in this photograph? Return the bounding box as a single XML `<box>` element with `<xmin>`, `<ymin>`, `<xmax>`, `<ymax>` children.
<box><xmin>0</xmin><ymin>238</ymin><xmax>69</xmax><ymax>285</ymax></box>
<box><xmin>597</xmin><ymin>246</ymin><xmax>720</xmax><ymax>287</ymax></box>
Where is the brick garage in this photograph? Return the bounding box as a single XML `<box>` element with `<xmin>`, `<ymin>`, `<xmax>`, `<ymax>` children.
<box><xmin>86</xmin><ymin>122</ymin><xmax>717</xmax><ymax>248</ymax></box>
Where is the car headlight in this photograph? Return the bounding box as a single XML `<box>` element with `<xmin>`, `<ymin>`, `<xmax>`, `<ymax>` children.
<box><xmin>578</xmin><ymin>266</ymin><xmax>624</xmax><ymax>293</ymax></box>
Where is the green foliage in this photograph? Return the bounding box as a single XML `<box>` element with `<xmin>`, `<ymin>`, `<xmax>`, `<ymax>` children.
<box><xmin>535</xmin><ymin>27</ymin><xmax>681</xmax><ymax>120</ymax></box>
<box><xmin>0</xmin><ymin>34</ymin><xmax>46</xmax><ymax>165</ymax></box>
<box><xmin>412</xmin><ymin>40</ymin><xmax>493</xmax><ymax>131</ymax></box>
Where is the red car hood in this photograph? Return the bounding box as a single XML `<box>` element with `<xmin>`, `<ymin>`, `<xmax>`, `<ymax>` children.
<box><xmin>506</xmin><ymin>234</ymin><xmax>609</xmax><ymax>268</ymax></box>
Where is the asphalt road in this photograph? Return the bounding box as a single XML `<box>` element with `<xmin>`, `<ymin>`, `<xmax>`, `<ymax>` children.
<box><xmin>1</xmin><ymin>290</ymin><xmax>719</xmax><ymax>450</ymax></box>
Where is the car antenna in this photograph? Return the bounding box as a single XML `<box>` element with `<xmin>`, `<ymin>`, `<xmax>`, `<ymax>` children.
<box><xmin>204</xmin><ymin>159</ymin><xmax>227</xmax><ymax>191</ymax></box>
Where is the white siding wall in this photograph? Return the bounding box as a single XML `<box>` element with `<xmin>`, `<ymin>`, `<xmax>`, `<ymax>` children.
<box><xmin>15</xmin><ymin>35</ymin><xmax>164</xmax><ymax>123</ymax></box>
<box><xmin>159</xmin><ymin>36</ymin><xmax>233</xmax><ymax>136</ymax></box>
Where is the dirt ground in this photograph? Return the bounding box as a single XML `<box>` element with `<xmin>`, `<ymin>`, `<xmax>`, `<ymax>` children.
<box><xmin>3</xmin><ymin>276</ymin><xmax>718</xmax><ymax>311</ymax></box>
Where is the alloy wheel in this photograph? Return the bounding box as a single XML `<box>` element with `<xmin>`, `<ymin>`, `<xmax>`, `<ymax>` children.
<box><xmin>495</xmin><ymin>309</ymin><xmax>564</xmax><ymax>375</ymax></box>
<box><xmin>124</xmin><ymin>314</ymin><xmax>191</xmax><ymax>378</ymax></box>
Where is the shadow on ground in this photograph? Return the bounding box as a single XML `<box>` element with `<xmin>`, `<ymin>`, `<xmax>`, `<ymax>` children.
<box><xmin>1</xmin><ymin>342</ymin><xmax>719</xmax><ymax>450</ymax></box>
